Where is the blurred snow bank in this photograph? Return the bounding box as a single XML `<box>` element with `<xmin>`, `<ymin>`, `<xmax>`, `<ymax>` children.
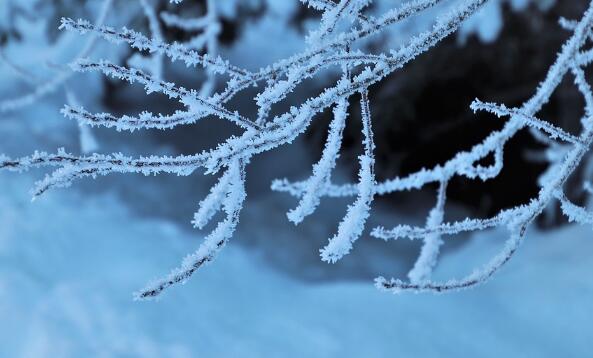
<box><xmin>0</xmin><ymin>170</ymin><xmax>590</xmax><ymax>357</ymax></box>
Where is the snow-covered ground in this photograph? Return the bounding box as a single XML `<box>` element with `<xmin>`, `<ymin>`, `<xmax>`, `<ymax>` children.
<box><xmin>0</xmin><ymin>167</ymin><xmax>591</xmax><ymax>357</ymax></box>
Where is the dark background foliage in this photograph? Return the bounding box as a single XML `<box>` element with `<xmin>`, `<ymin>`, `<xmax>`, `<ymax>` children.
<box><xmin>305</xmin><ymin>1</ymin><xmax>591</xmax><ymax>226</ymax></box>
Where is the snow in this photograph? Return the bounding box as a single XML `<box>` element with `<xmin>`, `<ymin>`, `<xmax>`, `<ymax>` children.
<box><xmin>0</xmin><ymin>168</ymin><xmax>591</xmax><ymax>356</ymax></box>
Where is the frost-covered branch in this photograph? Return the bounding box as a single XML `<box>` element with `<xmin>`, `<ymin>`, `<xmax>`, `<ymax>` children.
<box><xmin>61</xmin><ymin>105</ymin><xmax>199</xmax><ymax>132</ymax></box>
<box><xmin>287</xmin><ymin>98</ymin><xmax>349</xmax><ymax>225</ymax></box>
<box><xmin>374</xmin><ymin>0</ymin><xmax>593</xmax><ymax>293</ymax></box>
<box><xmin>320</xmin><ymin>90</ymin><xmax>375</xmax><ymax>263</ymax></box>
<box><xmin>407</xmin><ymin>179</ymin><xmax>448</xmax><ymax>283</ymax></box>
<box><xmin>59</xmin><ymin>17</ymin><xmax>251</xmax><ymax>80</ymax></box>
<box><xmin>471</xmin><ymin>100</ymin><xmax>584</xmax><ymax>145</ymax></box>
<box><xmin>7</xmin><ymin>0</ymin><xmax>593</xmax><ymax>299</ymax></box>
<box><xmin>136</xmin><ymin>159</ymin><xmax>246</xmax><ymax>300</ymax></box>
<box><xmin>1</xmin><ymin>149</ymin><xmax>204</xmax><ymax>198</ymax></box>
<box><xmin>71</xmin><ymin>59</ymin><xmax>259</xmax><ymax>130</ymax></box>
<box><xmin>556</xmin><ymin>190</ymin><xmax>593</xmax><ymax>225</ymax></box>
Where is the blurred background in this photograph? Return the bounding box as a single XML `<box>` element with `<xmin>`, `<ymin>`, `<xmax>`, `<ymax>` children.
<box><xmin>0</xmin><ymin>0</ymin><xmax>592</xmax><ymax>356</ymax></box>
